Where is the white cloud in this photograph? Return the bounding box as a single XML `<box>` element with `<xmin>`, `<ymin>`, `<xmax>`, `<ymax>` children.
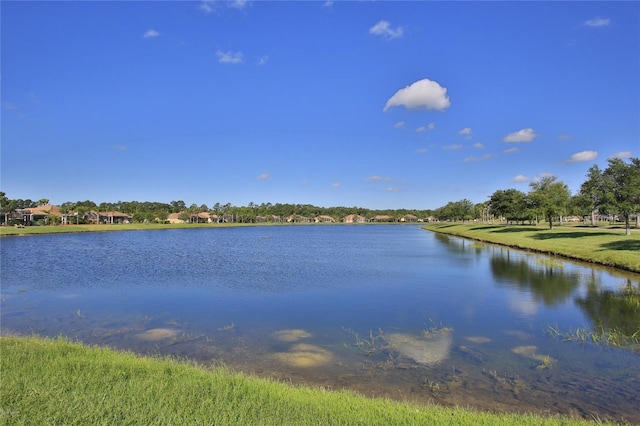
<box><xmin>143</xmin><ymin>29</ymin><xmax>160</xmax><ymax>38</ymax></box>
<box><xmin>512</xmin><ymin>174</ymin><xmax>529</xmax><ymax>183</ymax></box>
<box><xmin>366</xmin><ymin>176</ymin><xmax>391</xmax><ymax>182</ymax></box>
<box><xmin>369</xmin><ymin>20</ymin><xmax>403</xmax><ymax>39</ymax></box>
<box><xmin>394</xmin><ymin>121</ymin><xmax>406</xmax><ymax>129</ymax></box>
<box><xmin>385</xmin><ymin>186</ymin><xmax>402</xmax><ymax>192</ymax></box>
<box><xmin>416</xmin><ymin>148</ymin><xmax>428</xmax><ymax>154</ymax></box>
<box><xmin>443</xmin><ymin>144</ymin><xmax>463</xmax><ymax>150</ymax></box>
<box><xmin>257</xmin><ymin>55</ymin><xmax>269</xmax><ymax>66</ymax></box>
<box><xmin>323</xmin><ymin>0</ymin><xmax>333</xmax><ymax>8</ymax></box>
<box><xmin>199</xmin><ymin>0</ymin><xmax>248</xmax><ymax>13</ymax></box>
<box><xmin>112</xmin><ymin>145</ymin><xmax>128</xmax><ymax>151</ymax></box>
<box><xmin>557</xmin><ymin>134</ymin><xmax>573</xmax><ymax>140</ymax></box>
<box><xmin>331</xmin><ymin>183</ymin><xmax>342</xmax><ymax>188</ymax></box>
<box><xmin>257</xmin><ymin>172</ymin><xmax>270</xmax><ymax>180</ymax></box>
<box><xmin>384</xmin><ymin>78</ymin><xmax>451</xmax><ymax>112</ymax></box>
<box><xmin>503</xmin><ymin>128</ymin><xmax>538</xmax><ymax>143</ymax></box>
<box><xmin>463</xmin><ymin>154</ymin><xmax>495</xmax><ymax>162</ymax></box>
<box><xmin>504</xmin><ymin>147</ymin><xmax>520</xmax><ymax>154</ymax></box>
<box><xmin>458</xmin><ymin>127</ymin><xmax>472</xmax><ymax>137</ymax></box>
<box><xmin>565</xmin><ymin>150</ymin><xmax>598</xmax><ymax>163</ymax></box>
<box><xmin>609</xmin><ymin>151</ymin><xmax>632</xmax><ymax>159</ymax></box>
<box><xmin>473</xmin><ymin>143</ymin><xmax>484</xmax><ymax>149</ymax></box>
<box><xmin>584</xmin><ymin>18</ymin><xmax>610</xmax><ymax>27</ymax></box>
<box><xmin>416</xmin><ymin>123</ymin><xmax>436</xmax><ymax>132</ymax></box>
<box><xmin>229</xmin><ymin>0</ymin><xmax>249</xmax><ymax>9</ymax></box>
<box><xmin>199</xmin><ymin>0</ymin><xmax>216</xmax><ymax>14</ymax></box>
<box><xmin>217</xmin><ymin>50</ymin><xmax>243</xmax><ymax>64</ymax></box>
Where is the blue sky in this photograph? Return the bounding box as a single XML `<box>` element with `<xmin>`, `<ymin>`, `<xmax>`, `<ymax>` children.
<box><xmin>2</xmin><ymin>1</ymin><xmax>638</xmax><ymax>210</ymax></box>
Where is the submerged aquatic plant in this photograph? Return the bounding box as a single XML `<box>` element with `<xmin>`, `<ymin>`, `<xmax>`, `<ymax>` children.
<box><xmin>342</xmin><ymin>327</ymin><xmax>385</xmax><ymax>354</ymax></box>
<box><xmin>216</xmin><ymin>323</ymin><xmax>235</xmax><ymax>332</ymax></box>
<box><xmin>536</xmin><ymin>355</ymin><xmax>554</xmax><ymax>370</ymax></box>
<box><xmin>547</xmin><ymin>324</ymin><xmax>640</xmax><ymax>354</ymax></box>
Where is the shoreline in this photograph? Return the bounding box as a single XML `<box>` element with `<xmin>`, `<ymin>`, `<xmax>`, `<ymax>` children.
<box><xmin>423</xmin><ymin>223</ymin><xmax>640</xmax><ymax>274</ymax></box>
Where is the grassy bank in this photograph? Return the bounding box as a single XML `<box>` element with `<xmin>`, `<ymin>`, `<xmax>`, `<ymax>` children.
<box><xmin>425</xmin><ymin>223</ymin><xmax>640</xmax><ymax>273</ymax></box>
<box><xmin>0</xmin><ymin>336</ymin><xmax>603</xmax><ymax>425</ymax></box>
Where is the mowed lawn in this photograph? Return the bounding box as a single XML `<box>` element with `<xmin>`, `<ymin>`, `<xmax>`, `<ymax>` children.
<box><xmin>425</xmin><ymin>223</ymin><xmax>640</xmax><ymax>273</ymax></box>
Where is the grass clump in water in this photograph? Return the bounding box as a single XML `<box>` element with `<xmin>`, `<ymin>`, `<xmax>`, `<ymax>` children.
<box><xmin>0</xmin><ymin>335</ymin><xmax>603</xmax><ymax>425</ymax></box>
<box><xmin>547</xmin><ymin>325</ymin><xmax>640</xmax><ymax>354</ymax></box>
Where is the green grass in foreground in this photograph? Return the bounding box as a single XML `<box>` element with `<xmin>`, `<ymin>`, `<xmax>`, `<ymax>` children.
<box><xmin>0</xmin><ymin>336</ymin><xmax>602</xmax><ymax>426</ymax></box>
<box><xmin>425</xmin><ymin>223</ymin><xmax>640</xmax><ymax>273</ymax></box>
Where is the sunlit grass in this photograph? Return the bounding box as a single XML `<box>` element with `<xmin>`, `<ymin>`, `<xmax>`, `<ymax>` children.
<box><xmin>425</xmin><ymin>223</ymin><xmax>640</xmax><ymax>273</ymax></box>
<box><xmin>0</xmin><ymin>336</ymin><xmax>605</xmax><ymax>425</ymax></box>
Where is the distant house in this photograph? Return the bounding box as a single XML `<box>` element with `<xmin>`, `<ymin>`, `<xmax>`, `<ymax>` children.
<box><xmin>399</xmin><ymin>214</ymin><xmax>418</xmax><ymax>223</ymax></box>
<box><xmin>314</xmin><ymin>215</ymin><xmax>335</xmax><ymax>223</ymax></box>
<box><xmin>167</xmin><ymin>212</ymin><xmax>216</xmax><ymax>224</ymax></box>
<box><xmin>86</xmin><ymin>211</ymin><xmax>132</xmax><ymax>224</ymax></box>
<box><xmin>343</xmin><ymin>214</ymin><xmax>366</xmax><ymax>223</ymax></box>
<box><xmin>193</xmin><ymin>212</ymin><xmax>215</xmax><ymax>223</ymax></box>
<box><xmin>61</xmin><ymin>211</ymin><xmax>81</xmax><ymax>225</ymax></box>
<box><xmin>371</xmin><ymin>215</ymin><xmax>393</xmax><ymax>222</ymax></box>
<box><xmin>167</xmin><ymin>212</ymin><xmax>183</xmax><ymax>224</ymax></box>
<box><xmin>287</xmin><ymin>215</ymin><xmax>312</xmax><ymax>223</ymax></box>
<box><xmin>218</xmin><ymin>214</ymin><xmax>235</xmax><ymax>223</ymax></box>
<box><xmin>19</xmin><ymin>205</ymin><xmax>62</xmax><ymax>225</ymax></box>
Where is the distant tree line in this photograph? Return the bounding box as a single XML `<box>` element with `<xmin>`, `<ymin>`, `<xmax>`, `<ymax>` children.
<box><xmin>0</xmin><ymin>193</ymin><xmax>435</xmax><ymax>225</ymax></box>
<box><xmin>433</xmin><ymin>157</ymin><xmax>640</xmax><ymax>236</ymax></box>
<box><xmin>1</xmin><ymin>157</ymin><xmax>638</xmax><ymax>233</ymax></box>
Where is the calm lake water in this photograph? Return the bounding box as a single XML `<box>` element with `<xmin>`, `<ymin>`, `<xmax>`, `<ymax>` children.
<box><xmin>1</xmin><ymin>225</ymin><xmax>639</xmax><ymax>422</ymax></box>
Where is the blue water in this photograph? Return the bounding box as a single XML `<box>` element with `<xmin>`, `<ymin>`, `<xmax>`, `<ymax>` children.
<box><xmin>1</xmin><ymin>225</ymin><xmax>639</xmax><ymax>421</ymax></box>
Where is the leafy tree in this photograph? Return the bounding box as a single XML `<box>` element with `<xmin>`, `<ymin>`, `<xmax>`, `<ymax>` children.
<box><xmin>458</xmin><ymin>199</ymin><xmax>476</xmax><ymax>222</ymax></box>
<box><xmin>602</xmin><ymin>157</ymin><xmax>640</xmax><ymax>236</ymax></box>
<box><xmin>528</xmin><ymin>176</ymin><xmax>571</xmax><ymax>229</ymax></box>
<box><xmin>171</xmin><ymin>200</ymin><xmax>186</xmax><ymax>213</ymax></box>
<box><xmin>0</xmin><ymin>192</ymin><xmax>17</xmax><ymax>224</ymax></box>
<box><xmin>46</xmin><ymin>213</ymin><xmax>61</xmax><ymax>225</ymax></box>
<box><xmin>488</xmin><ymin>189</ymin><xmax>527</xmax><ymax>224</ymax></box>
<box><xmin>578</xmin><ymin>165</ymin><xmax>606</xmax><ymax>225</ymax></box>
<box><xmin>434</xmin><ymin>199</ymin><xmax>476</xmax><ymax>222</ymax></box>
<box><xmin>155</xmin><ymin>211</ymin><xmax>169</xmax><ymax>223</ymax></box>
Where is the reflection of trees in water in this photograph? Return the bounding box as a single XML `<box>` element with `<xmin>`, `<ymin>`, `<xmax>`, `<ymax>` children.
<box><xmin>433</xmin><ymin>232</ymin><xmax>484</xmax><ymax>257</ymax></box>
<box><xmin>490</xmin><ymin>249</ymin><xmax>581</xmax><ymax>306</ymax></box>
<box><xmin>575</xmin><ymin>279</ymin><xmax>640</xmax><ymax>337</ymax></box>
